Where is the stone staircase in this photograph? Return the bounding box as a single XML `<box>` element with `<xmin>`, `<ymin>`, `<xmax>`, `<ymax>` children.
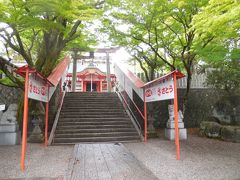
<box><xmin>52</xmin><ymin>92</ymin><xmax>140</xmax><ymax>144</ymax></box>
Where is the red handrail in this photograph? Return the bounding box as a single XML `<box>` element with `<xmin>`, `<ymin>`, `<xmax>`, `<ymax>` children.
<box><xmin>120</xmin><ymin>91</ymin><xmax>144</xmax><ymax>120</ymax></box>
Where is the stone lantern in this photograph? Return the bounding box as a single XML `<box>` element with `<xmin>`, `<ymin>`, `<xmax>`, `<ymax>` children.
<box><xmin>28</xmin><ymin>102</ymin><xmax>45</xmax><ymax>143</ymax></box>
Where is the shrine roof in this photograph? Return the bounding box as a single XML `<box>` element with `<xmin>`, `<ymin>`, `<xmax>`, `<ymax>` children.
<box><xmin>67</xmin><ymin>65</ymin><xmax>116</xmax><ymax>78</ymax></box>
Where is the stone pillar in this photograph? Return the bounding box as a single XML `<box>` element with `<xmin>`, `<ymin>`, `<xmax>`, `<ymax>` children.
<box><xmin>165</xmin><ymin>104</ymin><xmax>187</xmax><ymax>140</ymax></box>
<box><xmin>72</xmin><ymin>51</ymin><xmax>78</xmax><ymax>92</ymax></box>
<box><xmin>106</xmin><ymin>52</ymin><xmax>111</xmax><ymax>92</ymax></box>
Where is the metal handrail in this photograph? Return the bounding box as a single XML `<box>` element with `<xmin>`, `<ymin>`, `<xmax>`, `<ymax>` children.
<box><xmin>117</xmin><ymin>91</ymin><xmax>143</xmax><ymax>135</ymax></box>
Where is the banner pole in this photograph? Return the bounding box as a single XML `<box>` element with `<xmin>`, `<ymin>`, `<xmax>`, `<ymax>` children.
<box><xmin>21</xmin><ymin>67</ymin><xmax>29</xmax><ymax>171</ymax></box>
<box><xmin>173</xmin><ymin>72</ymin><xmax>180</xmax><ymax>160</ymax></box>
<box><xmin>45</xmin><ymin>84</ymin><xmax>49</xmax><ymax>146</ymax></box>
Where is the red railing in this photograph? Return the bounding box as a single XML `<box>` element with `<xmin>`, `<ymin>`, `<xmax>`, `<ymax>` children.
<box><xmin>117</xmin><ymin>91</ymin><xmax>144</xmax><ymax>138</ymax></box>
<box><xmin>120</xmin><ymin>91</ymin><xmax>144</xmax><ymax>120</ymax></box>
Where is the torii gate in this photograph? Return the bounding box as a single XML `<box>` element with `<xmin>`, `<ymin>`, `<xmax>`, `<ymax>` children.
<box><xmin>71</xmin><ymin>47</ymin><xmax>119</xmax><ymax>92</ymax></box>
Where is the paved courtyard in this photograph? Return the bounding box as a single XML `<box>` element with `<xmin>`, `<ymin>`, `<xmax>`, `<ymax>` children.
<box><xmin>125</xmin><ymin>133</ymin><xmax>240</xmax><ymax>180</ymax></box>
<box><xmin>0</xmin><ymin>144</ymin><xmax>73</xmax><ymax>179</ymax></box>
<box><xmin>0</xmin><ymin>133</ymin><xmax>239</xmax><ymax>180</ymax></box>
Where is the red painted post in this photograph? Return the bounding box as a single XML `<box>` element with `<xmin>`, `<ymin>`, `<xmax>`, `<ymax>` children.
<box><xmin>45</xmin><ymin>84</ymin><xmax>49</xmax><ymax>146</ymax></box>
<box><xmin>60</xmin><ymin>78</ymin><xmax>62</xmax><ymax>95</ymax></box>
<box><xmin>173</xmin><ymin>72</ymin><xmax>180</xmax><ymax>160</ymax></box>
<box><xmin>143</xmin><ymin>88</ymin><xmax>148</xmax><ymax>143</ymax></box>
<box><xmin>21</xmin><ymin>68</ymin><xmax>29</xmax><ymax>171</ymax></box>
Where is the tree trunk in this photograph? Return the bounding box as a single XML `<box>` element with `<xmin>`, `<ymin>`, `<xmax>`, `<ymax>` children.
<box><xmin>149</xmin><ymin>67</ymin><xmax>155</xmax><ymax>81</ymax></box>
<box><xmin>183</xmin><ymin>70</ymin><xmax>192</xmax><ymax>114</ymax></box>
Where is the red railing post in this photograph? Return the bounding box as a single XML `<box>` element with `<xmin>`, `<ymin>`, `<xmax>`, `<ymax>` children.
<box><xmin>21</xmin><ymin>67</ymin><xmax>29</xmax><ymax>171</ymax></box>
<box><xmin>60</xmin><ymin>78</ymin><xmax>62</xmax><ymax>95</ymax></box>
<box><xmin>173</xmin><ymin>73</ymin><xmax>180</xmax><ymax>160</ymax></box>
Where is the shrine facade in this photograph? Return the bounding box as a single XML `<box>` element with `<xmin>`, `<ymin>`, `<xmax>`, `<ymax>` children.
<box><xmin>66</xmin><ymin>66</ymin><xmax>116</xmax><ymax>92</ymax></box>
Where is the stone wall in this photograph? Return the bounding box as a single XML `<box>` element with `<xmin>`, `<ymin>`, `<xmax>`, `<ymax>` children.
<box><xmin>0</xmin><ymin>85</ymin><xmax>22</xmax><ymax>106</ymax></box>
<box><xmin>133</xmin><ymin>88</ymin><xmax>240</xmax><ymax>128</ymax></box>
<box><xmin>0</xmin><ymin>84</ymin><xmax>61</xmax><ymax>130</ymax></box>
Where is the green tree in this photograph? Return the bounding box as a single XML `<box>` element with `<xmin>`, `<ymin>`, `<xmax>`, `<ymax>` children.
<box><xmin>0</xmin><ymin>0</ymin><xmax>102</xmax><ymax>88</ymax></box>
<box><xmin>206</xmin><ymin>59</ymin><xmax>240</xmax><ymax>96</ymax></box>
<box><xmin>193</xmin><ymin>0</ymin><xmax>240</xmax><ymax>40</ymax></box>
<box><xmin>193</xmin><ymin>0</ymin><xmax>240</xmax><ymax>96</ymax></box>
<box><xmin>102</xmin><ymin>0</ymin><xmax>212</xmax><ymax>107</ymax></box>
<box><xmin>192</xmin><ymin>0</ymin><xmax>240</xmax><ymax>63</ymax></box>
<box><xmin>0</xmin><ymin>0</ymin><xmax>103</xmax><ymax>126</ymax></box>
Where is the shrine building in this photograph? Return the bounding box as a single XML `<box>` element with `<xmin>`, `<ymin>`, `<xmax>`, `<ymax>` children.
<box><xmin>65</xmin><ymin>61</ymin><xmax>116</xmax><ymax>92</ymax></box>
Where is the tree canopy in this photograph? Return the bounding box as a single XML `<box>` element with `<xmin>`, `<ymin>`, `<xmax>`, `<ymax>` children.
<box><xmin>192</xmin><ymin>0</ymin><xmax>240</xmax><ymax>62</ymax></box>
<box><xmin>0</xmin><ymin>0</ymin><xmax>239</xmax><ymax>99</ymax></box>
<box><xmin>102</xmin><ymin>0</ymin><xmax>213</xmax><ymax>105</ymax></box>
<box><xmin>0</xmin><ymin>0</ymin><xmax>102</xmax><ymax>88</ymax></box>
<box><xmin>192</xmin><ymin>0</ymin><xmax>240</xmax><ymax>96</ymax></box>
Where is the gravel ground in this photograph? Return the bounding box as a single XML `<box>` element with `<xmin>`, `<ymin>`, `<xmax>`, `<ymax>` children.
<box><xmin>0</xmin><ymin>144</ymin><xmax>73</xmax><ymax>179</ymax></box>
<box><xmin>124</xmin><ymin>134</ymin><xmax>240</xmax><ymax>180</ymax></box>
<box><xmin>0</xmin><ymin>134</ymin><xmax>239</xmax><ymax>180</ymax></box>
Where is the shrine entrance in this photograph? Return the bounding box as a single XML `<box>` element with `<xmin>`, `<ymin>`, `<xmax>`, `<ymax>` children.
<box><xmin>66</xmin><ymin>65</ymin><xmax>116</xmax><ymax>92</ymax></box>
<box><xmin>86</xmin><ymin>82</ymin><xmax>97</xmax><ymax>92</ymax></box>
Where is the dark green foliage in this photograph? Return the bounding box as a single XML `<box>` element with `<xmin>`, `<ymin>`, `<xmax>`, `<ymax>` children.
<box><xmin>206</xmin><ymin>59</ymin><xmax>240</xmax><ymax>96</ymax></box>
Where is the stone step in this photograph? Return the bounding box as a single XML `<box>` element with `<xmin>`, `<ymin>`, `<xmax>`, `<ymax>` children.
<box><xmin>62</xmin><ymin>102</ymin><xmax>122</xmax><ymax>105</ymax></box>
<box><xmin>55</xmin><ymin>132</ymin><xmax>138</xmax><ymax>138</ymax></box>
<box><xmin>57</xmin><ymin>124</ymin><xmax>133</xmax><ymax>130</ymax></box>
<box><xmin>61</xmin><ymin>107</ymin><xmax>123</xmax><ymax>110</ymax></box>
<box><xmin>63</xmin><ymin>100</ymin><xmax>121</xmax><ymax>102</ymax></box>
<box><xmin>66</xmin><ymin>93</ymin><xmax>117</xmax><ymax>95</ymax></box>
<box><xmin>52</xmin><ymin>92</ymin><xmax>140</xmax><ymax>144</ymax></box>
<box><xmin>58</xmin><ymin>117</ymin><xmax>130</xmax><ymax>122</ymax></box>
<box><xmin>55</xmin><ymin>128</ymin><xmax>137</xmax><ymax>134</ymax></box>
<box><xmin>64</xmin><ymin>100</ymin><xmax>119</xmax><ymax>102</ymax></box>
<box><xmin>64</xmin><ymin>97</ymin><xmax>118</xmax><ymax>99</ymax></box>
<box><xmin>63</xmin><ymin>102</ymin><xmax>121</xmax><ymax>105</ymax></box>
<box><xmin>64</xmin><ymin>98</ymin><xmax>119</xmax><ymax>100</ymax></box>
<box><xmin>58</xmin><ymin>120</ymin><xmax>131</xmax><ymax>125</ymax></box>
<box><xmin>64</xmin><ymin>98</ymin><xmax>118</xmax><ymax>103</ymax></box>
<box><xmin>65</xmin><ymin>94</ymin><xmax>118</xmax><ymax>98</ymax></box>
<box><xmin>53</xmin><ymin>136</ymin><xmax>140</xmax><ymax>144</ymax></box>
<box><xmin>66</xmin><ymin>92</ymin><xmax>117</xmax><ymax>94</ymax></box>
<box><xmin>59</xmin><ymin>114</ymin><xmax>127</xmax><ymax>118</ymax></box>
<box><xmin>61</xmin><ymin>106</ymin><xmax>122</xmax><ymax>109</ymax></box>
<box><xmin>61</xmin><ymin>108</ymin><xmax>125</xmax><ymax>113</ymax></box>
<box><xmin>62</xmin><ymin>104</ymin><xmax>123</xmax><ymax>108</ymax></box>
<box><xmin>52</xmin><ymin>140</ymin><xmax>139</xmax><ymax>145</ymax></box>
<box><xmin>60</xmin><ymin>112</ymin><xmax>126</xmax><ymax>116</ymax></box>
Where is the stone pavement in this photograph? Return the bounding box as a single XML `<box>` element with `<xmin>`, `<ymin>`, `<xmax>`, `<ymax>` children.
<box><xmin>0</xmin><ymin>144</ymin><xmax>73</xmax><ymax>179</ymax></box>
<box><xmin>125</xmin><ymin>133</ymin><xmax>240</xmax><ymax>180</ymax></box>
